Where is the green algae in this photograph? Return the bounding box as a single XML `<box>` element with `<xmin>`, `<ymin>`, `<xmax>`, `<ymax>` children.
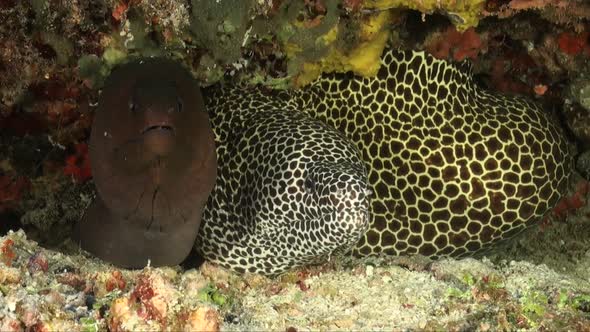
<box><xmin>123</xmin><ymin>8</ymin><xmax>160</xmax><ymax>56</ymax></box>
<box><xmin>77</xmin><ymin>46</ymin><xmax>129</xmax><ymax>88</ymax></box>
<box><xmin>30</xmin><ymin>0</ymin><xmax>49</xmax><ymax>26</ymax></box>
<box><xmin>462</xmin><ymin>272</ymin><xmax>476</xmax><ymax>286</ymax></box>
<box><xmin>196</xmin><ymin>283</ymin><xmax>232</xmax><ymax>308</ymax></box>
<box><xmin>558</xmin><ymin>289</ymin><xmax>590</xmax><ymax>313</ymax></box>
<box><xmin>194</xmin><ymin>54</ymin><xmax>224</xmax><ymax>84</ymax></box>
<box><xmin>446</xmin><ymin>286</ymin><xmax>470</xmax><ymax>299</ymax></box>
<box><xmin>252</xmin><ymin>0</ymin><xmax>341</xmax><ymax>63</ymax></box>
<box><xmin>250</xmin><ymin>0</ymin><xmax>355</xmax><ymax>83</ymax></box>
<box><xmin>79</xmin><ymin>317</ymin><xmax>99</xmax><ymax>332</ymax></box>
<box><xmin>39</xmin><ymin>32</ymin><xmax>74</xmax><ymax>65</ymax></box>
<box><xmin>77</xmin><ymin>54</ymin><xmax>109</xmax><ymax>89</ymax></box>
<box><xmin>571</xmin><ymin>293</ymin><xmax>590</xmax><ymax>312</ymax></box>
<box><xmin>520</xmin><ymin>290</ymin><xmax>549</xmax><ymax>326</ymax></box>
<box><xmin>189</xmin><ymin>0</ymin><xmax>255</xmax><ymax>64</ymax></box>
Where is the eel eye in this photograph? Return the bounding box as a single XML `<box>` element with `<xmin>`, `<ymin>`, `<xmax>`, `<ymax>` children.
<box><xmin>304</xmin><ymin>177</ymin><xmax>315</xmax><ymax>194</ymax></box>
<box><xmin>177</xmin><ymin>97</ymin><xmax>183</xmax><ymax>112</ymax></box>
<box><xmin>128</xmin><ymin>98</ymin><xmax>137</xmax><ymax>113</ymax></box>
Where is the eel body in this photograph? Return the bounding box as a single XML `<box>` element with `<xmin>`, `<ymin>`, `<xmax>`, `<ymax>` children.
<box><xmin>296</xmin><ymin>49</ymin><xmax>572</xmax><ymax>258</ymax></box>
<box><xmin>198</xmin><ymin>49</ymin><xmax>572</xmax><ymax>275</ymax></box>
<box><xmin>74</xmin><ymin>58</ymin><xmax>217</xmax><ymax>268</ymax></box>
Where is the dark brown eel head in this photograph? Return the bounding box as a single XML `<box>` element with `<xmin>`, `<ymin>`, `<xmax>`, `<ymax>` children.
<box><xmin>73</xmin><ymin>58</ymin><xmax>217</xmax><ymax>268</ymax></box>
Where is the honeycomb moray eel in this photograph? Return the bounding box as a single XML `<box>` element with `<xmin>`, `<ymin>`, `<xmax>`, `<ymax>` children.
<box><xmin>198</xmin><ymin>49</ymin><xmax>572</xmax><ymax>275</ymax></box>
<box><xmin>73</xmin><ymin>58</ymin><xmax>217</xmax><ymax>268</ymax></box>
<box><xmin>198</xmin><ymin>87</ymin><xmax>372</xmax><ymax>275</ymax></box>
<box><xmin>296</xmin><ymin>49</ymin><xmax>573</xmax><ymax>258</ymax></box>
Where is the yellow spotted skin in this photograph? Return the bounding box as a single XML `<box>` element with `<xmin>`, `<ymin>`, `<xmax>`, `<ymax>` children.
<box><xmin>293</xmin><ymin>49</ymin><xmax>573</xmax><ymax>258</ymax></box>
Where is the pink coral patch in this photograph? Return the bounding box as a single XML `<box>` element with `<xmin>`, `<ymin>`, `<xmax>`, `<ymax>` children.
<box><xmin>426</xmin><ymin>27</ymin><xmax>484</xmax><ymax>62</ymax></box>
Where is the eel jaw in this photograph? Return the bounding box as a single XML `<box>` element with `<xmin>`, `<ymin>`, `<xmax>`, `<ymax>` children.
<box><xmin>142</xmin><ymin>122</ymin><xmax>176</xmax><ymax>156</ymax></box>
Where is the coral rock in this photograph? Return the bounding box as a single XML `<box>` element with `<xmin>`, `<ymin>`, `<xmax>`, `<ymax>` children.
<box><xmin>182</xmin><ymin>307</ymin><xmax>220</xmax><ymax>332</ymax></box>
<box><xmin>131</xmin><ymin>270</ymin><xmax>180</xmax><ymax>322</ymax></box>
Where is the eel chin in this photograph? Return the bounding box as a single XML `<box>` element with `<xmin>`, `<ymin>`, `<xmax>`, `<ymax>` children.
<box><xmin>142</xmin><ymin>124</ymin><xmax>175</xmax><ymax>156</ymax></box>
<box><xmin>73</xmin><ymin>197</ymin><xmax>200</xmax><ymax>268</ymax></box>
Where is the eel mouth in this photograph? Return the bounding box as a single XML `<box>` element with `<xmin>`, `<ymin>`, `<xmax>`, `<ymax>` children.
<box><xmin>141</xmin><ymin>124</ymin><xmax>175</xmax><ymax>135</ymax></box>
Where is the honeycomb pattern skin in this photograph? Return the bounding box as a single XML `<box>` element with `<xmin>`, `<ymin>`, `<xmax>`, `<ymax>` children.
<box><xmin>196</xmin><ymin>49</ymin><xmax>572</xmax><ymax>276</ymax></box>
<box><xmin>294</xmin><ymin>49</ymin><xmax>572</xmax><ymax>258</ymax></box>
<box><xmin>197</xmin><ymin>87</ymin><xmax>371</xmax><ymax>276</ymax></box>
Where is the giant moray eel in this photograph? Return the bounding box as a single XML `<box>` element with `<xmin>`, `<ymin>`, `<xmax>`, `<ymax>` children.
<box><xmin>198</xmin><ymin>49</ymin><xmax>572</xmax><ymax>275</ymax></box>
<box><xmin>198</xmin><ymin>87</ymin><xmax>372</xmax><ymax>275</ymax></box>
<box><xmin>73</xmin><ymin>58</ymin><xmax>217</xmax><ymax>268</ymax></box>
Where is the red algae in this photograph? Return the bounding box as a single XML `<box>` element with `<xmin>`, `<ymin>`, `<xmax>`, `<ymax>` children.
<box><xmin>557</xmin><ymin>32</ymin><xmax>589</xmax><ymax>56</ymax></box>
<box><xmin>106</xmin><ymin>270</ymin><xmax>127</xmax><ymax>292</ymax></box>
<box><xmin>1</xmin><ymin>239</ymin><xmax>16</xmax><ymax>266</ymax></box>
<box><xmin>426</xmin><ymin>27</ymin><xmax>485</xmax><ymax>62</ymax></box>
<box><xmin>63</xmin><ymin>142</ymin><xmax>92</xmax><ymax>183</ymax></box>
<box><xmin>554</xmin><ymin>180</ymin><xmax>590</xmax><ymax>217</ymax></box>
<box><xmin>0</xmin><ymin>175</ymin><xmax>30</xmax><ymax>213</ymax></box>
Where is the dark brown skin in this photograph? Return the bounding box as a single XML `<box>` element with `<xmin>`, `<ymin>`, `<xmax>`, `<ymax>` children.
<box><xmin>73</xmin><ymin>58</ymin><xmax>217</xmax><ymax>268</ymax></box>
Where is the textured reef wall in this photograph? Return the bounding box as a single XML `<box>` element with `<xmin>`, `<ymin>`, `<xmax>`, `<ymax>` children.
<box><xmin>1</xmin><ymin>0</ymin><xmax>590</xmax><ymax>330</ymax></box>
